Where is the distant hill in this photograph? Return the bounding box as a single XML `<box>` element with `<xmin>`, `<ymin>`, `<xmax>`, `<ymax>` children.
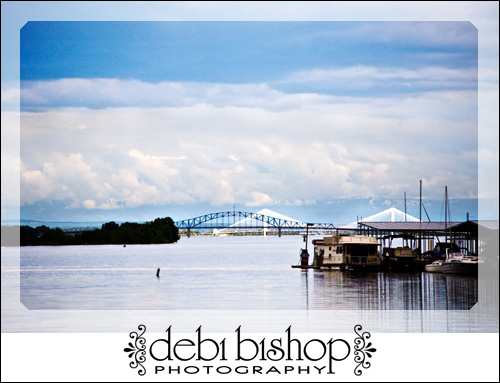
<box><xmin>13</xmin><ymin>195</ymin><xmax>490</xmax><ymax>229</ymax></box>
<box><xmin>19</xmin><ymin>219</ymin><xmax>106</xmax><ymax>229</ymax></box>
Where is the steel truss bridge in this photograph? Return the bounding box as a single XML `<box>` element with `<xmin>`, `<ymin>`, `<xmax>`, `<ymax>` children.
<box><xmin>174</xmin><ymin>211</ymin><xmax>341</xmax><ymax>237</ymax></box>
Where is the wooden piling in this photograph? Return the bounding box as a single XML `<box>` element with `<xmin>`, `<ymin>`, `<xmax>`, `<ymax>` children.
<box><xmin>156</xmin><ymin>268</ymin><xmax>160</xmax><ymax>277</ymax></box>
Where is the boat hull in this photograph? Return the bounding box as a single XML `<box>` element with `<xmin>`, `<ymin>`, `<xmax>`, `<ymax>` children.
<box><xmin>425</xmin><ymin>264</ymin><xmax>443</xmax><ymax>273</ymax></box>
<box><xmin>350</xmin><ymin>264</ymin><xmax>380</xmax><ymax>272</ymax></box>
<box><xmin>442</xmin><ymin>262</ymin><xmax>478</xmax><ymax>275</ymax></box>
<box><xmin>381</xmin><ymin>256</ymin><xmax>419</xmax><ymax>272</ymax></box>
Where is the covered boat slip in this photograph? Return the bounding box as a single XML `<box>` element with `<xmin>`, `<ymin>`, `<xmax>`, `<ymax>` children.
<box><xmin>351</xmin><ymin>220</ymin><xmax>497</xmax><ymax>273</ymax></box>
<box><xmin>355</xmin><ymin>220</ymin><xmax>483</xmax><ymax>257</ymax></box>
<box><xmin>296</xmin><ymin>220</ymin><xmax>497</xmax><ymax>272</ymax></box>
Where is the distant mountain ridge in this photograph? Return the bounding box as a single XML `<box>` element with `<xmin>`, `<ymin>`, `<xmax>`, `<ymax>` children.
<box><xmin>12</xmin><ymin>195</ymin><xmax>488</xmax><ymax>229</ymax></box>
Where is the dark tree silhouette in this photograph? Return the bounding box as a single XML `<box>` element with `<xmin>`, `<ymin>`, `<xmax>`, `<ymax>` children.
<box><xmin>19</xmin><ymin>217</ymin><xmax>180</xmax><ymax>246</ymax></box>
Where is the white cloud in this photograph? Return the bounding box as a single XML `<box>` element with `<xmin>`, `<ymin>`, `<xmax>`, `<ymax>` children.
<box><xmin>82</xmin><ymin>199</ymin><xmax>97</xmax><ymax>209</ymax></box>
<box><xmin>20</xmin><ymin>162</ymin><xmax>55</xmax><ymax>205</ymax></box>
<box><xmin>128</xmin><ymin>148</ymin><xmax>186</xmax><ymax>163</ymax></box>
<box><xmin>283</xmin><ymin>65</ymin><xmax>476</xmax><ymax>84</ymax></box>
<box><xmin>18</xmin><ymin>92</ymin><xmax>479</xmax><ymax>210</ymax></box>
<box><xmin>15</xmin><ymin>65</ymin><xmax>482</xmax><ymax>211</ymax></box>
<box><xmin>18</xmin><ymin>64</ymin><xmax>478</xmax><ymax>112</ymax></box>
<box><xmin>1</xmin><ymin>111</ymin><xmax>20</xmax><ymax>207</ymax></box>
<box><xmin>246</xmin><ymin>192</ymin><xmax>275</xmax><ymax>207</ymax></box>
<box><xmin>20</xmin><ymin>79</ymin><xmax>291</xmax><ymax>110</ymax></box>
<box><xmin>1</xmin><ymin>87</ymin><xmax>20</xmax><ymax>108</ymax></box>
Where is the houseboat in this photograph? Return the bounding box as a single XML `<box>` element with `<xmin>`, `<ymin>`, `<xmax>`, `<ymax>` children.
<box><xmin>379</xmin><ymin>233</ymin><xmax>420</xmax><ymax>272</ymax></box>
<box><xmin>381</xmin><ymin>246</ymin><xmax>418</xmax><ymax>271</ymax></box>
<box><xmin>312</xmin><ymin>235</ymin><xmax>381</xmax><ymax>271</ymax></box>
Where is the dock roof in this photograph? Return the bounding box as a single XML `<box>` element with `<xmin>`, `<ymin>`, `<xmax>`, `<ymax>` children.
<box><xmin>473</xmin><ymin>220</ymin><xmax>499</xmax><ymax>230</ymax></box>
<box><xmin>358</xmin><ymin>222</ymin><xmax>460</xmax><ymax>231</ymax></box>
<box><xmin>357</xmin><ymin>220</ymin><xmax>499</xmax><ymax>238</ymax></box>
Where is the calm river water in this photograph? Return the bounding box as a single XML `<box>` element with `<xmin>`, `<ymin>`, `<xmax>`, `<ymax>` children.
<box><xmin>2</xmin><ymin>236</ymin><xmax>498</xmax><ymax>332</ymax></box>
<box><xmin>18</xmin><ymin>236</ymin><xmax>478</xmax><ymax>310</ymax></box>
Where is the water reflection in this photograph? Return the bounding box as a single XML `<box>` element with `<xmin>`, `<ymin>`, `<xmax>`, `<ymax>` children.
<box><xmin>17</xmin><ymin>238</ymin><xmax>479</xmax><ymax>311</ymax></box>
<box><xmin>3</xmin><ymin>241</ymin><xmax>497</xmax><ymax>332</ymax></box>
<box><xmin>306</xmin><ymin>270</ymin><xmax>477</xmax><ymax>310</ymax></box>
<box><xmin>301</xmin><ymin>269</ymin><xmax>310</xmax><ymax>311</ymax></box>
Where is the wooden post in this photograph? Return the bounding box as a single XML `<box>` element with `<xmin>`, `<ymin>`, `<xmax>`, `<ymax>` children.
<box><xmin>156</xmin><ymin>268</ymin><xmax>160</xmax><ymax>277</ymax></box>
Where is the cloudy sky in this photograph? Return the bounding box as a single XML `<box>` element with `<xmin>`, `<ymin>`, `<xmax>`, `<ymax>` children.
<box><xmin>1</xmin><ymin>3</ymin><xmax>498</xmax><ymax>223</ymax></box>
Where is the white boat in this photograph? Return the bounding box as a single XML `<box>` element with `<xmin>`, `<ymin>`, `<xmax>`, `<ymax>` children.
<box><xmin>312</xmin><ymin>235</ymin><xmax>380</xmax><ymax>271</ymax></box>
<box><xmin>442</xmin><ymin>248</ymin><xmax>478</xmax><ymax>275</ymax></box>
<box><xmin>425</xmin><ymin>259</ymin><xmax>443</xmax><ymax>273</ymax></box>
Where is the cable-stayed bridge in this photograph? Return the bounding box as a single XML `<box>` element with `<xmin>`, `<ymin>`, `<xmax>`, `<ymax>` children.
<box><xmin>174</xmin><ymin>210</ymin><xmax>338</xmax><ymax>237</ymax></box>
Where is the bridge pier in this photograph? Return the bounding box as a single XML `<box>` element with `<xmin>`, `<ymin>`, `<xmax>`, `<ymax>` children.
<box><xmin>187</xmin><ymin>228</ymin><xmax>191</xmax><ymax>238</ymax></box>
<box><xmin>278</xmin><ymin>227</ymin><xmax>282</xmax><ymax>237</ymax></box>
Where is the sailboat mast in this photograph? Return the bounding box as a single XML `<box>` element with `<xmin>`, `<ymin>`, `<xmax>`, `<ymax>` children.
<box><xmin>404</xmin><ymin>191</ymin><xmax>407</xmax><ymax>222</ymax></box>
<box><xmin>419</xmin><ymin>180</ymin><xmax>422</xmax><ymax>223</ymax></box>
<box><xmin>445</xmin><ymin>186</ymin><xmax>448</xmax><ymax>243</ymax></box>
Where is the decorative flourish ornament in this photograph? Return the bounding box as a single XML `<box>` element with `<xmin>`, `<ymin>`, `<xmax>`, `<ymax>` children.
<box><xmin>353</xmin><ymin>324</ymin><xmax>376</xmax><ymax>376</ymax></box>
<box><xmin>124</xmin><ymin>324</ymin><xmax>147</xmax><ymax>376</ymax></box>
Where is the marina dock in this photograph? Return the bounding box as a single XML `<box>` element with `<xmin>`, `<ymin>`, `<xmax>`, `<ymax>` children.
<box><xmin>292</xmin><ymin>220</ymin><xmax>497</xmax><ymax>274</ymax></box>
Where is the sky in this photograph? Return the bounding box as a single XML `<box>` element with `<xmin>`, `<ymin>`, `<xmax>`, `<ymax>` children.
<box><xmin>1</xmin><ymin>2</ymin><xmax>499</xmax><ymax>224</ymax></box>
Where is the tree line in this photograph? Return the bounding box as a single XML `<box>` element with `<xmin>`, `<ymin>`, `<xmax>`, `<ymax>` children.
<box><xmin>16</xmin><ymin>217</ymin><xmax>179</xmax><ymax>246</ymax></box>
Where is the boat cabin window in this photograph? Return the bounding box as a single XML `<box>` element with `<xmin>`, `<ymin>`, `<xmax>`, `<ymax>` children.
<box><xmin>329</xmin><ymin>246</ymin><xmax>332</xmax><ymax>251</ymax></box>
<box><xmin>346</xmin><ymin>246</ymin><xmax>350</xmax><ymax>255</ymax></box>
<box><xmin>369</xmin><ymin>246</ymin><xmax>376</xmax><ymax>255</ymax></box>
<box><xmin>336</xmin><ymin>246</ymin><xmax>342</xmax><ymax>254</ymax></box>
